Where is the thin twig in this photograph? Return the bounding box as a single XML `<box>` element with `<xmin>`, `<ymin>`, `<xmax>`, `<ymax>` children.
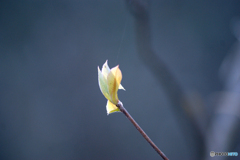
<box><xmin>116</xmin><ymin>101</ymin><xmax>169</xmax><ymax>160</ymax></box>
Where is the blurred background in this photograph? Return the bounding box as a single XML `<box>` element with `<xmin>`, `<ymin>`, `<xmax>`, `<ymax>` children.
<box><xmin>0</xmin><ymin>0</ymin><xmax>240</xmax><ymax>159</ymax></box>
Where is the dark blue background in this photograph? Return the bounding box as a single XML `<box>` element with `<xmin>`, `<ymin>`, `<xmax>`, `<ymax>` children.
<box><xmin>1</xmin><ymin>0</ymin><xmax>240</xmax><ymax>159</ymax></box>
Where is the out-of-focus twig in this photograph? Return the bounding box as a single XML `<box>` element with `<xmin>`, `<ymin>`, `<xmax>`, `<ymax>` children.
<box><xmin>205</xmin><ymin>29</ymin><xmax>240</xmax><ymax>159</ymax></box>
<box><xmin>124</xmin><ymin>0</ymin><xmax>204</xmax><ymax>158</ymax></box>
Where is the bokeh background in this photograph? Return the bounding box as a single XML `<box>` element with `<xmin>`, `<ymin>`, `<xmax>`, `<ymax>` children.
<box><xmin>1</xmin><ymin>0</ymin><xmax>240</xmax><ymax>159</ymax></box>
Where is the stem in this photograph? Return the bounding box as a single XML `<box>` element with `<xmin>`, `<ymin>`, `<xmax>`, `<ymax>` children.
<box><xmin>116</xmin><ymin>101</ymin><xmax>169</xmax><ymax>160</ymax></box>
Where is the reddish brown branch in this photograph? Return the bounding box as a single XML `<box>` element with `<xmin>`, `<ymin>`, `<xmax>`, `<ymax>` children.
<box><xmin>117</xmin><ymin>101</ymin><xmax>169</xmax><ymax>160</ymax></box>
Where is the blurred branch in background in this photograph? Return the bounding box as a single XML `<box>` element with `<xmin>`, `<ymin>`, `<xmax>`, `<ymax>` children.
<box><xmin>124</xmin><ymin>0</ymin><xmax>205</xmax><ymax>159</ymax></box>
<box><xmin>124</xmin><ymin>0</ymin><xmax>240</xmax><ymax>159</ymax></box>
<box><xmin>204</xmin><ymin>20</ymin><xmax>240</xmax><ymax>159</ymax></box>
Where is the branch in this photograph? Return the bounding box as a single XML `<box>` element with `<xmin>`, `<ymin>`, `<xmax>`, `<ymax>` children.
<box><xmin>125</xmin><ymin>0</ymin><xmax>205</xmax><ymax>157</ymax></box>
<box><xmin>117</xmin><ymin>101</ymin><xmax>169</xmax><ymax>160</ymax></box>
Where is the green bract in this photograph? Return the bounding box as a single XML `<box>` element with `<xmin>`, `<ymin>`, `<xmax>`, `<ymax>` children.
<box><xmin>98</xmin><ymin>60</ymin><xmax>125</xmax><ymax>114</ymax></box>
